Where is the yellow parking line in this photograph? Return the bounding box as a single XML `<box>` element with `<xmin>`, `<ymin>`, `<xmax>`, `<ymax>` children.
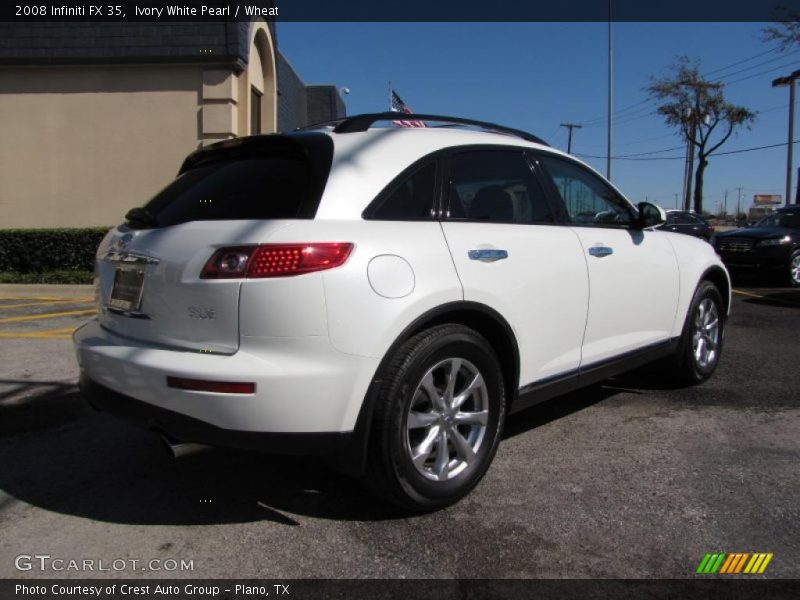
<box><xmin>0</xmin><ymin>296</ymin><xmax>93</xmax><ymax>302</ymax></box>
<box><xmin>0</xmin><ymin>309</ymin><xmax>96</xmax><ymax>324</ymax></box>
<box><xmin>0</xmin><ymin>327</ymin><xmax>76</xmax><ymax>339</ymax></box>
<box><xmin>732</xmin><ymin>289</ymin><xmax>766</xmax><ymax>299</ymax></box>
<box><xmin>0</xmin><ymin>300</ymin><xmax>93</xmax><ymax>310</ymax></box>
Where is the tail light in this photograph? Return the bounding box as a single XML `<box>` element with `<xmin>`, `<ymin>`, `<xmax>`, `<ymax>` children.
<box><xmin>200</xmin><ymin>243</ymin><xmax>353</xmax><ymax>279</ymax></box>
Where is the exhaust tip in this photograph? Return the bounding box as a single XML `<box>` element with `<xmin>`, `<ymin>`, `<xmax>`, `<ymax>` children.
<box><xmin>158</xmin><ymin>432</ymin><xmax>210</xmax><ymax>459</ymax></box>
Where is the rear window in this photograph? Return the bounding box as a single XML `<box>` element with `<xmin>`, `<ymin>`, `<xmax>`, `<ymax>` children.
<box><xmin>132</xmin><ymin>134</ymin><xmax>332</xmax><ymax>228</ymax></box>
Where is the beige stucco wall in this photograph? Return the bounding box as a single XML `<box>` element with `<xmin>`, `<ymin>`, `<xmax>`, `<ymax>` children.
<box><xmin>0</xmin><ymin>65</ymin><xmax>203</xmax><ymax>228</ymax></box>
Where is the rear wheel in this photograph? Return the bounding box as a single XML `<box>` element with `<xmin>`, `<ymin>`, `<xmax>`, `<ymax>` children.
<box><xmin>789</xmin><ymin>250</ymin><xmax>800</xmax><ymax>288</ymax></box>
<box><xmin>365</xmin><ymin>324</ymin><xmax>505</xmax><ymax>512</ymax></box>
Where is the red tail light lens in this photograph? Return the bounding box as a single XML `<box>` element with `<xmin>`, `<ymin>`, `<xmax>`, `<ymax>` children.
<box><xmin>201</xmin><ymin>243</ymin><xmax>353</xmax><ymax>279</ymax></box>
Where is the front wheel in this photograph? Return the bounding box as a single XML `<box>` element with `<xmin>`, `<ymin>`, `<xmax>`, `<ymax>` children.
<box><xmin>365</xmin><ymin>324</ymin><xmax>506</xmax><ymax>512</ymax></box>
<box><xmin>789</xmin><ymin>250</ymin><xmax>800</xmax><ymax>288</ymax></box>
<box><xmin>673</xmin><ymin>280</ymin><xmax>725</xmax><ymax>385</ymax></box>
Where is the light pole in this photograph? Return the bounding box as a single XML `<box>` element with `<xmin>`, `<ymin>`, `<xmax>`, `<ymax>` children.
<box><xmin>606</xmin><ymin>0</ymin><xmax>613</xmax><ymax>181</ymax></box>
<box><xmin>772</xmin><ymin>69</ymin><xmax>800</xmax><ymax>206</ymax></box>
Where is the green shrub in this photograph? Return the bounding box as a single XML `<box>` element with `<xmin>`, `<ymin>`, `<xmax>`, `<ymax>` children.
<box><xmin>0</xmin><ymin>228</ymin><xmax>110</xmax><ymax>274</ymax></box>
<box><xmin>0</xmin><ymin>270</ymin><xmax>94</xmax><ymax>284</ymax></box>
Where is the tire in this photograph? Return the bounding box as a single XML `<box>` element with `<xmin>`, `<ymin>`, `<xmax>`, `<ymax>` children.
<box><xmin>364</xmin><ymin>324</ymin><xmax>506</xmax><ymax>512</ymax></box>
<box><xmin>672</xmin><ymin>280</ymin><xmax>725</xmax><ymax>385</ymax></box>
<box><xmin>789</xmin><ymin>250</ymin><xmax>800</xmax><ymax>288</ymax></box>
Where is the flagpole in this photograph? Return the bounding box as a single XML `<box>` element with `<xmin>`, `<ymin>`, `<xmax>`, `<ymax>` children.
<box><xmin>388</xmin><ymin>81</ymin><xmax>392</xmax><ymax>110</ymax></box>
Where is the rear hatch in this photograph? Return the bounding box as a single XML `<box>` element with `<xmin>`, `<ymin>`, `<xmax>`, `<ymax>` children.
<box><xmin>96</xmin><ymin>133</ymin><xmax>333</xmax><ymax>354</ymax></box>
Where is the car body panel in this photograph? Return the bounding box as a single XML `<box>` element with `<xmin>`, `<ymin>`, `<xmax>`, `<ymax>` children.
<box><xmin>569</xmin><ymin>227</ymin><xmax>681</xmax><ymax>365</ymax></box>
<box><xmin>441</xmin><ymin>221</ymin><xmax>588</xmax><ymax>384</ymax></box>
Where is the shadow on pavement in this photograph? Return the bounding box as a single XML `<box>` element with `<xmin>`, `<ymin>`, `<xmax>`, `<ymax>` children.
<box><xmin>0</xmin><ymin>368</ymin><xmax>684</xmax><ymax>526</ymax></box>
<box><xmin>0</xmin><ymin>379</ymin><xmax>401</xmax><ymax>526</ymax></box>
<box><xmin>740</xmin><ymin>291</ymin><xmax>800</xmax><ymax>309</ymax></box>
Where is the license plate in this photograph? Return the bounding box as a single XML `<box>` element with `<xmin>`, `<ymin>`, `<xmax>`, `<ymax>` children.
<box><xmin>109</xmin><ymin>267</ymin><xmax>145</xmax><ymax>312</ymax></box>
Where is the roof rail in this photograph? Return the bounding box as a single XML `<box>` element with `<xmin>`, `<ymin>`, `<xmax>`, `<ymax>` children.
<box><xmin>331</xmin><ymin>112</ymin><xmax>549</xmax><ymax>146</ymax></box>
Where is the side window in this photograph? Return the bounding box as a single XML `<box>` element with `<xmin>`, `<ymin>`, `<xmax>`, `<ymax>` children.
<box><xmin>448</xmin><ymin>150</ymin><xmax>552</xmax><ymax>224</ymax></box>
<box><xmin>368</xmin><ymin>162</ymin><xmax>436</xmax><ymax>220</ymax></box>
<box><xmin>538</xmin><ymin>155</ymin><xmax>634</xmax><ymax>226</ymax></box>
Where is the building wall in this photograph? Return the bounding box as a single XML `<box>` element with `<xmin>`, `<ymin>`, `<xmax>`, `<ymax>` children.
<box><xmin>276</xmin><ymin>52</ymin><xmax>307</xmax><ymax>133</ymax></box>
<box><xmin>0</xmin><ymin>65</ymin><xmax>202</xmax><ymax>228</ymax></box>
<box><xmin>306</xmin><ymin>85</ymin><xmax>346</xmax><ymax>126</ymax></box>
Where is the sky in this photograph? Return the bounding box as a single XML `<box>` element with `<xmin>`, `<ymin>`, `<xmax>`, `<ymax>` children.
<box><xmin>278</xmin><ymin>22</ymin><xmax>799</xmax><ymax>215</ymax></box>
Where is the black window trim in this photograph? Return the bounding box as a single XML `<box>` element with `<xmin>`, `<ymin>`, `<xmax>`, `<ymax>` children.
<box><xmin>440</xmin><ymin>144</ymin><xmax>560</xmax><ymax>226</ymax></box>
<box><xmin>361</xmin><ymin>152</ymin><xmax>444</xmax><ymax>221</ymax></box>
<box><xmin>532</xmin><ymin>150</ymin><xmax>638</xmax><ymax>230</ymax></box>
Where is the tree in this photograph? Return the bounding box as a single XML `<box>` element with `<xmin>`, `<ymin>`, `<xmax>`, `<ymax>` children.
<box><xmin>764</xmin><ymin>8</ymin><xmax>800</xmax><ymax>50</ymax></box>
<box><xmin>646</xmin><ymin>57</ymin><xmax>756</xmax><ymax>214</ymax></box>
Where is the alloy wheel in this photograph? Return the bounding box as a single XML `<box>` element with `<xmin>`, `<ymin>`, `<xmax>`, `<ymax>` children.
<box><xmin>791</xmin><ymin>254</ymin><xmax>800</xmax><ymax>285</ymax></box>
<box><xmin>404</xmin><ymin>358</ymin><xmax>489</xmax><ymax>482</ymax></box>
<box><xmin>692</xmin><ymin>298</ymin><xmax>720</xmax><ymax>369</ymax></box>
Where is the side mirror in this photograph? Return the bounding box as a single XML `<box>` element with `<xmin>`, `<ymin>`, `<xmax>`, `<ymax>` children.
<box><xmin>636</xmin><ymin>202</ymin><xmax>666</xmax><ymax>229</ymax></box>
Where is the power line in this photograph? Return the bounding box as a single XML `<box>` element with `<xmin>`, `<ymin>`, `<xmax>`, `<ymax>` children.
<box><xmin>724</xmin><ymin>60</ymin><xmax>800</xmax><ymax>86</ymax></box>
<box><xmin>708</xmin><ymin>50</ymin><xmax>800</xmax><ymax>82</ymax></box>
<box><xmin>575</xmin><ymin>139</ymin><xmax>800</xmax><ymax>161</ymax></box>
<box><xmin>578</xmin><ymin>46</ymin><xmax>784</xmax><ymax>128</ymax></box>
<box><xmin>703</xmin><ymin>46</ymin><xmax>785</xmax><ymax>78</ymax></box>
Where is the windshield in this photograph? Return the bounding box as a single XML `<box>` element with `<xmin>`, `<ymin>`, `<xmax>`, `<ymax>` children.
<box><xmin>755</xmin><ymin>211</ymin><xmax>800</xmax><ymax>229</ymax></box>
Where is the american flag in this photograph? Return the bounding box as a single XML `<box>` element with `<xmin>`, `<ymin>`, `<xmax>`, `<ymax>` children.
<box><xmin>390</xmin><ymin>90</ymin><xmax>427</xmax><ymax>128</ymax></box>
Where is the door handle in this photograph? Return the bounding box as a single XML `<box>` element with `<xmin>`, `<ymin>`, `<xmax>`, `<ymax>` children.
<box><xmin>588</xmin><ymin>246</ymin><xmax>614</xmax><ymax>258</ymax></box>
<box><xmin>468</xmin><ymin>249</ymin><xmax>508</xmax><ymax>262</ymax></box>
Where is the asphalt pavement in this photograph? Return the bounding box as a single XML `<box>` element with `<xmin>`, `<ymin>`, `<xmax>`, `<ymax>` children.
<box><xmin>0</xmin><ymin>281</ymin><xmax>798</xmax><ymax>579</ymax></box>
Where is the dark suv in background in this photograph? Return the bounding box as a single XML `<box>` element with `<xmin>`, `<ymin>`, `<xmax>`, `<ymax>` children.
<box><xmin>713</xmin><ymin>207</ymin><xmax>800</xmax><ymax>286</ymax></box>
<box><xmin>663</xmin><ymin>210</ymin><xmax>714</xmax><ymax>241</ymax></box>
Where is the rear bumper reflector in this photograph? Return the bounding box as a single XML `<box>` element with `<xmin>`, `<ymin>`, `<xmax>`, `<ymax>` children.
<box><xmin>166</xmin><ymin>376</ymin><xmax>256</xmax><ymax>394</ymax></box>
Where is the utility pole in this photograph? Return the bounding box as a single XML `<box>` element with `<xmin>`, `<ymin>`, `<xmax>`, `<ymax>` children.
<box><xmin>674</xmin><ymin>193</ymin><xmax>679</xmax><ymax>209</ymax></box>
<box><xmin>560</xmin><ymin>123</ymin><xmax>583</xmax><ymax>154</ymax></box>
<box><xmin>723</xmin><ymin>189</ymin><xmax>728</xmax><ymax>219</ymax></box>
<box><xmin>736</xmin><ymin>186</ymin><xmax>744</xmax><ymax>219</ymax></box>
<box><xmin>772</xmin><ymin>69</ymin><xmax>800</xmax><ymax>206</ymax></box>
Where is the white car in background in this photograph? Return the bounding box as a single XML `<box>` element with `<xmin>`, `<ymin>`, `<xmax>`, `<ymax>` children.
<box><xmin>74</xmin><ymin>113</ymin><xmax>730</xmax><ymax>511</ymax></box>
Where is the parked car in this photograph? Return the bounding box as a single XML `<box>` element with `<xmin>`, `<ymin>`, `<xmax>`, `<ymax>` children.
<box><xmin>712</xmin><ymin>207</ymin><xmax>800</xmax><ymax>286</ymax></box>
<box><xmin>662</xmin><ymin>210</ymin><xmax>714</xmax><ymax>241</ymax></box>
<box><xmin>74</xmin><ymin>112</ymin><xmax>731</xmax><ymax>511</ymax></box>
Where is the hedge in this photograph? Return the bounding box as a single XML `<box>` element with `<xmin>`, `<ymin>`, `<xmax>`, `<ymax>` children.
<box><xmin>0</xmin><ymin>227</ymin><xmax>110</xmax><ymax>277</ymax></box>
<box><xmin>0</xmin><ymin>270</ymin><xmax>95</xmax><ymax>284</ymax></box>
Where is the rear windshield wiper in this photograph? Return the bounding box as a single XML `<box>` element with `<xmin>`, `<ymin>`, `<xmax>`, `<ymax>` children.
<box><xmin>125</xmin><ymin>206</ymin><xmax>158</xmax><ymax>228</ymax></box>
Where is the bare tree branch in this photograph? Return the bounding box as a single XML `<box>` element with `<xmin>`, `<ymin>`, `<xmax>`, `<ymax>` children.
<box><xmin>645</xmin><ymin>56</ymin><xmax>756</xmax><ymax>213</ymax></box>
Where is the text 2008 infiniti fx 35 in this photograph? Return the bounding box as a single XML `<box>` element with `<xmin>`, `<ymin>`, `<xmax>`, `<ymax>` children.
<box><xmin>74</xmin><ymin>113</ymin><xmax>731</xmax><ymax>511</ymax></box>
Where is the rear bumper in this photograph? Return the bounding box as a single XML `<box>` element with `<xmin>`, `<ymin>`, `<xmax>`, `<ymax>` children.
<box><xmin>80</xmin><ymin>375</ymin><xmax>353</xmax><ymax>456</ymax></box>
<box><xmin>73</xmin><ymin>319</ymin><xmax>379</xmax><ymax>435</ymax></box>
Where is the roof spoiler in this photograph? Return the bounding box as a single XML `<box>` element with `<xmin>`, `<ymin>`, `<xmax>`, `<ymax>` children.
<box><xmin>330</xmin><ymin>112</ymin><xmax>549</xmax><ymax>146</ymax></box>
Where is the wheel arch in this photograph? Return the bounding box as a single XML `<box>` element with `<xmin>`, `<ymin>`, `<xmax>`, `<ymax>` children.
<box><xmin>701</xmin><ymin>265</ymin><xmax>731</xmax><ymax>316</ymax></box>
<box><xmin>338</xmin><ymin>301</ymin><xmax>520</xmax><ymax>477</ymax></box>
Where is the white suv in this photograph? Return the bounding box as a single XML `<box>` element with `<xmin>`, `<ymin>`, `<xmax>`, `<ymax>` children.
<box><xmin>74</xmin><ymin>113</ymin><xmax>730</xmax><ymax>511</ymax></box>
